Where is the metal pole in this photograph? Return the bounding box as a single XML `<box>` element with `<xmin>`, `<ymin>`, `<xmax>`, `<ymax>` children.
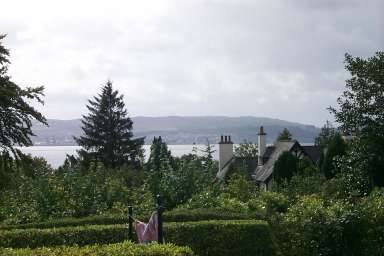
<box><xmin>128</xmin><ymin>206</ymin><xmax>133</xmax><ymax>241</ymax></box>
<box><xmin>156</xmin><ymin>194</ymin><xmax>164</xmax><ymax>244</ymax></box>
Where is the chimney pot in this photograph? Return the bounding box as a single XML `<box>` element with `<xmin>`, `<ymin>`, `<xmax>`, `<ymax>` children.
<box><xmin>258</xmin><ymin>126</ymin><xmax>266</xmax><ymax>135</ymax></box>
<box><xmin>224</xmin><ymin>136</ymin><xmax>228</xmax><ymax>142</ymax></box>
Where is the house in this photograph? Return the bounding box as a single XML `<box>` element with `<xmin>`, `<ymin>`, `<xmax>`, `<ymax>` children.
<box><xmin>216</xmin><ymin>126</ymin><xmax>322</xmax><ymax>191</ymax></box>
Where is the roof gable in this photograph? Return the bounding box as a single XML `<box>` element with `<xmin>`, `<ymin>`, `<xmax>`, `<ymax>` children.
<box><xmin>253</xmin><ymin>140</ymin><xmax>300</xmax><ymax>182</ymax></box>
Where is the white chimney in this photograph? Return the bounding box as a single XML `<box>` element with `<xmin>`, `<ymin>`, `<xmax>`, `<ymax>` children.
<box><xmin>258</xmin><ymin>126</ymin><xmax>266</xmax><ymax>165</ymax></box>
<box><xmin>218</xmin><ymin>135</ymin><xmax>234</xmax><ymax>172</ymax></box>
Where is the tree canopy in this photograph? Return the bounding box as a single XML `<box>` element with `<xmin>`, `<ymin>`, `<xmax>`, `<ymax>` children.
<box><xmin>277</xmin><ymin>128</ymin><xmax>293</xmax><ymax>141</ymax></box>
<box><xmin>320</xmin><ymin>133</ymin><xmax>347</xmax><ymax>179</ymax></box>
<box><xmin>329</xmin><ymin>52</ymin><xmax>384</xmax><ymax>188</ymax></box>
<box><xmin>75</xmin><ymin>81</ymin><xmax>144</xmax><ymax>168</ymax></box>
<box><xmin>315</xmin><ymin>120</ymin><xmax>337</xmax><ymax>148</ymax></box>
<box><xmin>329</xmin><ymin>52</ymin><xmax>384</xmax><ymax>136</ymax></box>
<box><xmin>234</xmin><ymin>140</ymin><xmax>258</xmax><ymax>158</ymax></box>
<box><xmin>273</xmin><ymin>151</ymin><xmax>297</xmax><ymax>184</ymax></box>
<box><xmin>0</xmin><ymin>34</ymin><xmax>47</xmax><ymax>157</ymax></box>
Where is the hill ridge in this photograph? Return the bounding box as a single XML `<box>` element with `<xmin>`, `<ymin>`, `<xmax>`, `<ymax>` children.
<box><xmin>31</xmin><ymin>116</ymin><xmax>320</xmax><ymax>146</ymax></box>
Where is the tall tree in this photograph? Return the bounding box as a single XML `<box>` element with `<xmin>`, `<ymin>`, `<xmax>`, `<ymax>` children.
<box><xmin>273</xmin><ymin>151</ymin><xmax>297</xmax><ymax>184</ymax></box>
<box><xmin>315</xmin><ymin>120</ymin><xmax>337</xmax><ymax>147</ymax></box>
<box><xmin>321</xmin><ymin>133</ymin><xmax>347</xmax><ymax>179</ymax></box>
<box><xmin>75</xmin><ymin>81</ymin><xmax>144</xmax><ymax>168</ymax></box>
<box><xmin>146</xmin><ymin>136</ymin><xmax>174</xmax><ymax>196</ymax></box>
<box><xmin>0</xmin><ymin>34</ymin><xmax>47</xmax><ymax>157</ymax></box>
<box><xmin>277</xmin><ymin>128</ymin><xmax>293</xmax><ymax>141</ymax></box>
<box><xmin>329</xmin><ymin>52</ymin><xmax>384</xmax><ymax>187</ymax></box>
<box><xmin>201</xmin><ymin>139</ymin><xmax>216</xmax><ymax>172</ymax></box>
<box><xmin>329</xmin><ymin>52</ymin><xmax>384</xmax><ymax>136</ymax></box>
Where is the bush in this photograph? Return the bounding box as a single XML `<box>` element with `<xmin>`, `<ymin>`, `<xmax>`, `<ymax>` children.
<box><xmin>252</xmin><ymin>192</ymin><xmax>289</xmax><ymax>218</ymax></box>
<box><xmin>164</xmin><ymin>208</ymin><xmax>260</xmax><ymax>222</ymax></box>
<box><xmin>273</xmin><ymin>194</ymin><xmax>384</xmax><ymax>256</ymax></box>
<box><xmin>0</xmin><ymin>224</ymin><xmax>128</xmax><ymax>248</ymax></box>
<box><xmin>0</xmin><ymin>241</ymin><xmax>194</xmax><ymax>256</ymax></box>
<box><xmin>1</xmin><ymin>207</ymin><xmax>261</xmax><ymax>231</ymax></box>
<box><xmin>166</xmin><ymin>220</ymin><xmax>279</xmax><ymax>256</ymax></box>
<box><xmin>357</xmin><ymin>189</ymin><xmax>384</xmax><ymax>255</ymax></box>
<box><xmin>0</xmin><ymin>215</ymin><xmax>130</xmax><ymax>231</ymax></box>
<box><xmin>0</xmin><ymin>220</ymin><xmax>279</xmax><ymax>256</ymax></box>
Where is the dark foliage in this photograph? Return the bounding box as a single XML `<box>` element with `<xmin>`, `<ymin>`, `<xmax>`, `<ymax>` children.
<box><xmin>321</xmin><ymin>133</ymin><xmax>348</xmax><ymax>179</ymax></box>
<box><xmin>166</xmin><ymin>220</ymin><xmax>279</xmax><ymax>256</ymax></box>
<box><xmin>75</xmin><ymin>81</ymin><xmax>144</xmax><ymax>168</ymax></box>
<box><xmin>273</xmin><ymin>151</ymin><xmax>297</xmax><ymax>183</ymax></box>
<box><xmin>0</xmin><ymin>220</ymin><xmax>278</xmax><ymax>256</ymax></box>
<box><xmin>315</xmin><ymin>120</ymin><xmax>337</xmax><ymax>148</ymax></box>
<box><xmin>329</xmin><ymin>52</ymin><xmax>384</xmax><ymax>136</ymax></box>
<box><xmin>0</xmin><ymin>34</ymin><xmax>47</xmax><ymax>157</ymax></box>
<box><xmin>276</xmin><ymin>128</ymin><xmax>292</xmax><ymax>141</ymax></box>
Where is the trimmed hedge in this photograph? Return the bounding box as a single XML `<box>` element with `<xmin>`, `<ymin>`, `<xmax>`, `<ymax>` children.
<box><xmin>0</xmin><ymin>220</ymin><xmax>279</xmax><ymax>256</ymax></box>
<box><xmin>0</xmin><ymin>215</ymin><xmax>129</xmax><ymax>231</ymax></box>
<box><xmin>0</xmin><ymin>241</ymin><xmax>194</xmax><ymax>256</ymax></box>
<box><xmin>166</xmin><ymin>220</ymin><xmax>279</xmax><ymax>256</ymax></box>
<box><xmin>163</xmin><ymin>208</ymin><xmax>260</xmax><ymax>222</ymax></box>
<box><xmin>1</xmin><ymin>208</ymin><xmax>258</xmax><ymax>231</ymax></box>
<box><xmin>0</xmin><ymin>224</ymin><xmax>128</xmax><ymax>248</ymax></box>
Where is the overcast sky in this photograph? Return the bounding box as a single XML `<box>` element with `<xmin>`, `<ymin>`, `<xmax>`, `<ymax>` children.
<box><xmin>1</xmin><ymin>0</ymin><xmax>383</xmax><ymax>126</ymax></box>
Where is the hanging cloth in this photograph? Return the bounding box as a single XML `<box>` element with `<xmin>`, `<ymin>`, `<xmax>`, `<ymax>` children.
<box><xmin>134</xmin><ymin>212</ymin><xmax>158</xmax><ymax>244</ymax></box>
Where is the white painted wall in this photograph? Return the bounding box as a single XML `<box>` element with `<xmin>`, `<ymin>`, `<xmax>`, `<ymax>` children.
<box><xmin>258</xmin><ymin>132</ymin><xmax>266</xmax><ymax>165</ymax></box>
<box><xmin>219</xmin><ymin>142</ymin><xmax>233</xmax><ymax>171</ymax></box>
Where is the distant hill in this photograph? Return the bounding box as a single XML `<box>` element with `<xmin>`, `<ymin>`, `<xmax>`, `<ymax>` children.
<box><xmin>31</xmin><ymin>116</ymin><xmax>320</xmax><ymax>145</ymax></box>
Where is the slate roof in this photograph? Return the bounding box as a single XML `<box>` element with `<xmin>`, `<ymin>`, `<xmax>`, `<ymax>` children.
<box><xmin>216</xmin><ymin>140</ymin><xmax>323</xmax><ymax>183</ymax></box>
<box><xmin>253</xmin><ymin>141</ymin><xmax>298</xmax><ymax>182</ymax></box>
<box><xmin>233</xmin><ymin>157</ymin><xmax>259</xmax><ymax>176</ymax></box>
<box><xmin>302</xmin><ymin>146</ymin><xmax>323</xmax><ymax>164</ymax></box>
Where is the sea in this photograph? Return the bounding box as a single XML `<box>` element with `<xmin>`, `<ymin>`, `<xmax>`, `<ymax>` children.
<box><xmin>19</xmin><ymin>145</ymin><xmax>220</xmax><ymax>168</ymax></box>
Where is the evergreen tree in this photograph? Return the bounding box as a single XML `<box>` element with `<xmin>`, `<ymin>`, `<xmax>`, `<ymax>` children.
<box><xmin>201</xmin><ymin>139</ymin><xmax>216</xmax><ymax>171</ymax></box>
<box><xmin>321</xmin><ymin>133</ymin><xmax>347</xmax><ymax>179</ymax></box>
<box><xmin>146</xmin><ymin>136</ymin><xmax>174</xmax><ymax>196</ymax></box>
<box><xmin>273</xmin><ymin>151</ymin><xmax>297</xmax><ymax>184</ymax></box>
<box><xmin>0</xmin><ymin>34</ymin><xmax>47</xmax><ymax>157</ymax></box>
<box><xmin>315</xmin><ymin>120</ymin><xmax>337</xmax><ymax>147</ymax></box>
<box><xmin>277</xmin><ymin>128</ymin><xmax>293</xmax><ymax>141</ymax></box>
<box><xmin>75</xmin><ymin>81</ymin><xmax>144</xmax><ymax>168</ymax></box>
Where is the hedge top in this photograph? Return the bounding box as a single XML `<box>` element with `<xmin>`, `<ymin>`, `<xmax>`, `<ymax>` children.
<box><xmin>0</xmin><ymin>241</ymin><xmax>194</xmax><ymax>256</ymax></box>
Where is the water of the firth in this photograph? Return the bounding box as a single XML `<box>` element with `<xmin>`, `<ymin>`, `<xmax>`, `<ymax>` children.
<box><xmin>19</xmin><ymin>145</ymin><xmax>220</xmax><ymax>168</ymax></box>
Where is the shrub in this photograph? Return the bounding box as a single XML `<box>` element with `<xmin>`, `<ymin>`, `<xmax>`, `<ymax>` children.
<box><xmin>357</xmin><ymin>189</ymin><xmax>384</xmax><ymax>255</ymax></box>
<box><xmin>273</xmin><ymin>194</ymin><xmax>384</xmax><ymax>256</ymax></box>
<box><xmin>166</xmin><ymin>220</ymin><xmax>279</xmax><ymax>256</ymax></box>
<box><xmin>0</xmin><ymin>224</ymin><xmax>128</xmax><ymax>248</ymax></box>
<box><xmin>0</xmin><ymin>220</ymin><xmax>279</xmax><ymax>256</ymax></box>
<box><xmin>0</xmin><ymin>240</ymin><xmax>194</xmax><ymax>256</ymax></box>
<box><xmin>252</xmin><ymin>192</ymin><xmax>289</xmax><ymax>218</ymax></box>
<box><xmin>0</xmin><ymin>215</ymin><xmax>130</xmax><ymax>231</ymax></box>
<box><xmin>163</xmin><ymin>208</ymin><xmax>260</xmax><ymax>222</ymax></box>
<box><xmin>1</xmin><ymin>207</ymin><xmax>261</xmax><ymax>231</ymax></box>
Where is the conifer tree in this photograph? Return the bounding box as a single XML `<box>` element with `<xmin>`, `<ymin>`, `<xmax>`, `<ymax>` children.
<box><xmin>273</xmin><ymin>151</ymin><xmax>297</xmax><ymax>184</ymax></box>
<box><xmin>0</xmin><ymin>34</ymin><xmax>47</xmax><ymax>157</ymax></box>
<box><xmin>315</xmin><ymin>120</ymin><xmax>337</xmax><ymax>147</ymax></box>
<box><xmin>75</xmin><ymin>81</ymin><xmax>144</xmax><ymax>168</ymax></box>
<box><xmin>277</xmin><ymin>128</ymin><xmax>293</xmax><ymax>141</ymax></box>
<box><xmin>146</xmin><ymin>136</ymin><xmax>174</xmax><ymax>196</ymax></box>
<box><xmin>321</xmin><ymin>133</ymin><xmax>347</xmax><ymax>179</ymax></box>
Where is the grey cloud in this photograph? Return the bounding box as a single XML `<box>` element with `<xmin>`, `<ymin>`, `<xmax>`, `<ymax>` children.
<box><xmin>1</xmin><ymin>0</ymin><xmax>382</xmax><ymax>126</ymax></box>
